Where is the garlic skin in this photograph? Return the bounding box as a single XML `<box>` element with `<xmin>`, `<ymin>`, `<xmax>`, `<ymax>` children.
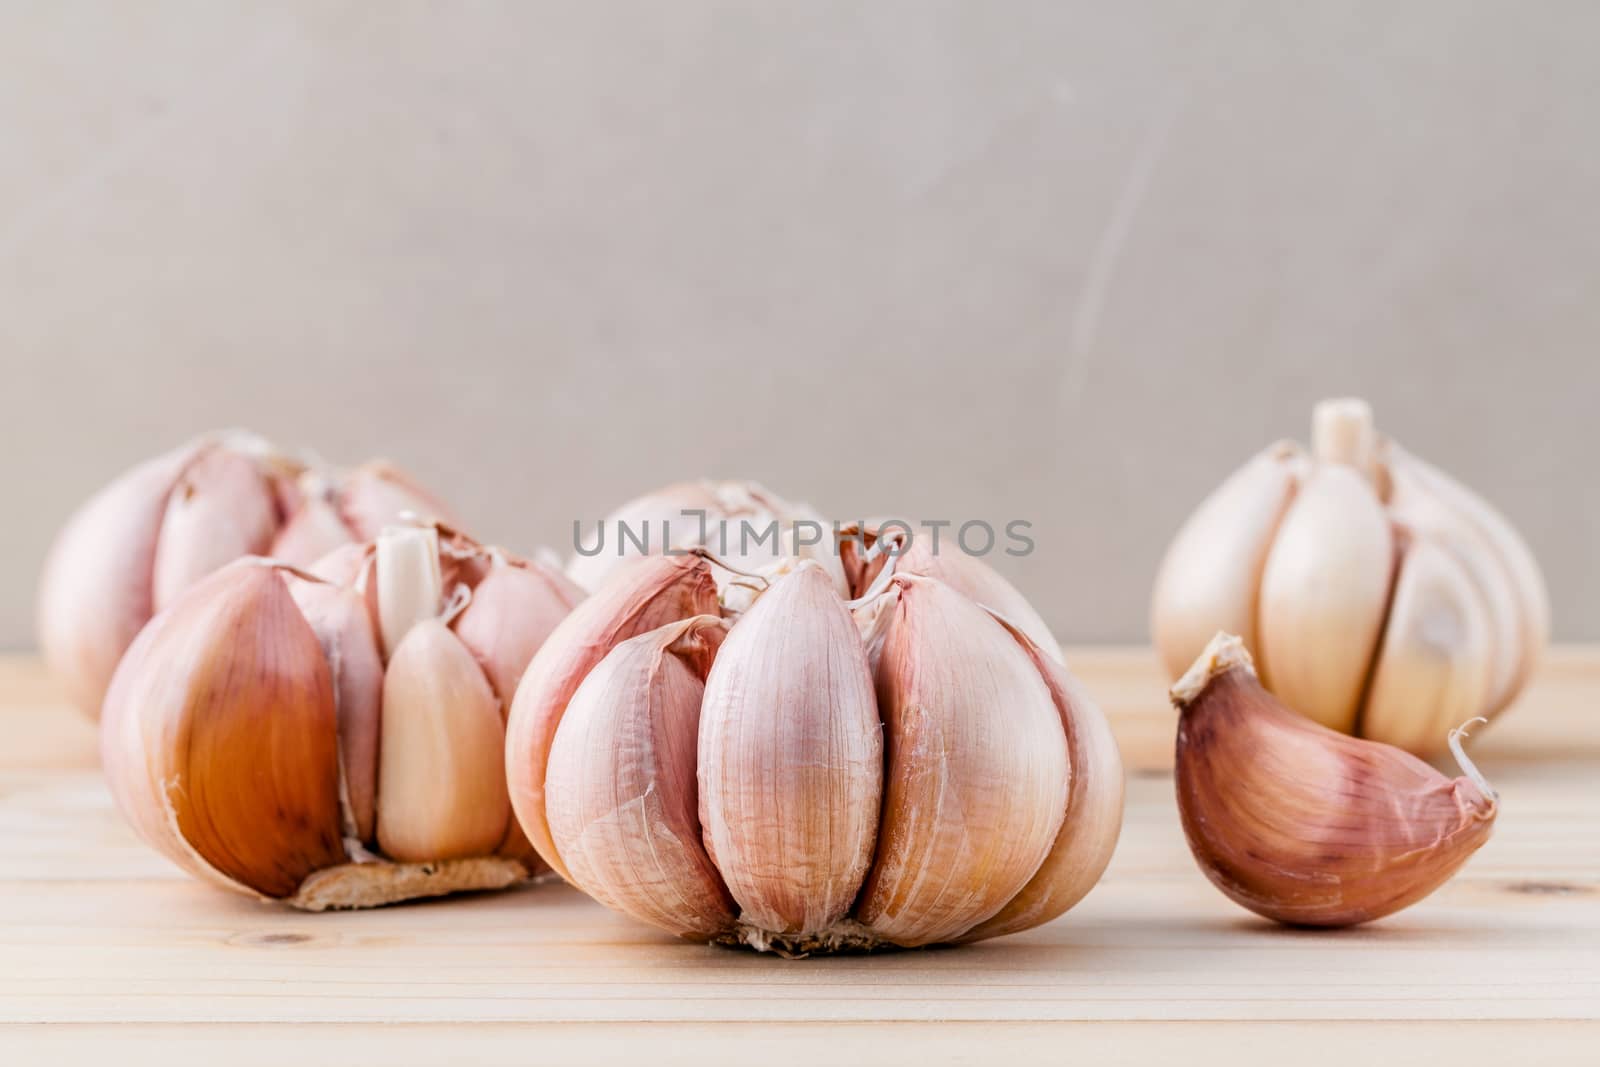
<box><xmin>100</xmin><ymin>521</ymin><xmax>577</xmax><ymax>910</ymax></box>
<box><xmin>509</xmin><ymin>552</ymin><xmax>1123</xmax><ymax>954</ymax></box>
<box><xmin>1171</xmin><ymin>633</ymin><xmax>1497</xmax><ymax>927</ymax></box>
<box><xmin>567</xmin><ymin>479</ymin><xmax>848</xmax><ymax>609</ymax></box>
<box><xmin>38</xmin><ymin>433</ymin><xmax>457</xmax><ymax>719</ymax></box>
<box><xmin>1151</xmin><ymin>398</ymin><xmax>1548</xmax><ymax>755</ymax></box>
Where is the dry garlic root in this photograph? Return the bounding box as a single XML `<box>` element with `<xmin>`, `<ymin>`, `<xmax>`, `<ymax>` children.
<box><xmin>1151</xmin><ymin>398</ymin><xmax>1548</xmax><ymax>754</ymax></box>
<box><xmin>506</xmin><ymin>545</ymin><xmax>1124</xmax><ymax>955</ymax></box>
<box><xmin>101</xmin><ymin>522</ymin><xmax>583</xmax><ymax>910</ymax></box>
<box><xmin>1172</xmin><ymin>633</ymin><xmax>1497</xmax><ymax>926</ymax></box>
<box><xmin>38</xmin><ymin>432</ymin><xmax>456</xmax><ymax>718</ymax></box>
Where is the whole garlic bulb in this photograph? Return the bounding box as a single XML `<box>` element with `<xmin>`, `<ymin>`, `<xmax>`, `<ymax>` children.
<box><xmin>101</xmin><ymin>522</ymin><xmax>583</xmax><ymax>910</ymax></box>
<box><xmin>1151</xmin><ymin>399</ymin><xmax>1549</xmax><ymax>754</ymax></box>
<box><xmin>506</xmin><ymin>550</ymin><xmax>1123</xmax><ymax>954</ymax></box>
<box><xmin>38</xmin><ymin>432</ymin><xmax>457</xmax><ymax>718</ymax></box>
<box><xmin>567</xmin><ymin>479</ymin><xmax>848</xmax><ymax>609</ymax></box>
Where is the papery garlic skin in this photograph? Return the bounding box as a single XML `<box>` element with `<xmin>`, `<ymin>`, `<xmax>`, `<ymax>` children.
<box><xmin>39</xmin><ymin>434</ymin><xmax>457</xmax><ymax>719</ymax></box>
<box><xmin>1150</xmin><ymin>399</ymin><xmax>1548</xmax><ymax>755</ymax></box>
<box><xmin>99</xmin><ymin>520</ymin><xmax>577</xmax><ymax>911</ymax></box>
<box><xmin>1172</xmin><ymin>633</ymin><xmax>1496</xmax><ymax>927</ymax></box>
<box><xmin>509</xmin><ymin>552</ymin><xmax>1123</xmax><ymax>954</ymax></box>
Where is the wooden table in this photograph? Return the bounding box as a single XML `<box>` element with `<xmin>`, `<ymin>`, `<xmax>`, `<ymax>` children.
<box><xmin>3</xmin><ymin>650</ymin><xmax>1597</xmax><ymax>1063</ymax></box>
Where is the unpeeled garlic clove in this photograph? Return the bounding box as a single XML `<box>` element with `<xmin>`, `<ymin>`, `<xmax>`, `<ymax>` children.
<box><xmin>150</xmin><ymin>446</ymin><xmax>281</xmax><ymax>612</ymax></box>
<box><xmin>545</xmin><ymin>616</ymin><xmax>736</xmax><ymax>939</ymax></box>
<box><xmin>271</xmin><ymin>484</ymin><xmax>357</xmax><ymax>565</ymax></box>
<box><xmin>698</xmin><ymin>562</ymin><xmax>883</xmax><ymax>937</ymax></box>
<box><xmin>290</xmin><ymin>578</ymin><xmax>384</xmax><ymax>844</ymax></box>
<box><xmin>1172</xmin><ymin>633</ymin><xmax>1497</xmax><ymax>927</ymax></box>
<box><xmin>1150</xmin><ymin>442</ymin><xmax>1302</xmax><ymax>680</ymax></box>
<box><xmin>506</xmin><ymin>553</ymin><xmax>721</xmax><ymax>881</ymax></box>
<box><xmin>452</xmin><ymin>553</ymin><xmax>586</xmax><ymax>710</ymax></box>
<box><xmin>1387</xmin><ymin>443</ymin><xmax>1549</xmax><ymax>715</ymax></box>
<box><xmin>1256</xmin><ymin>462</ymin><xmax>1395</xmax><ymax>734</ymax></box>
<box><xmin>101</xmin><ymin>560</ymin><xmax>347</xmax><ymax>898</ymax></box>
<box><xmin>958</xmin><ymin>612</ymin><xmax>1124</xmax><ymax>942</ymax></box>
<box><xmin>855</xmin><ymin>576</ymin><xmax>1069</xmax><ymax>946</ymax></box>
<box><xmin>376</xmin><ymin>619</ymin><xmax>509</xmax><ymax>862</ymax></box>
<box><xmin>37</xmin><ymin>441</ymin><xmax>205</xmax><ymax>717</ymax></box>
<box><xmin>338</xmin><ymin>461</ymin><xmax>456</xmax><ymax>541</ymax></box>
<box><xmin>1361</xmin><ymin>536</ymin><xmax>1493</xmax><ymax>754</ymax></box>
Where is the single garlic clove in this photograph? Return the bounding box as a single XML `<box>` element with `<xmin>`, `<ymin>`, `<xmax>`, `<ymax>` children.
<box><xmin>507</xmin><ymin>553</ymin><xmax>720</xmax><ymax>880</ymax></box>
<box><xmin>1256</xmin><ymin>464</ymin><xmax>1395</xmax><ymax>733</ymax></box>
<box><xmin>376</xmin><ymin>619</ymin><xmax>509</xmax><ymax>862</ymax></box>
<box><xmin>452</xmin><ymin>556</ymin><xmax>586</xmax><ymax>712</ymax></box>
<box><xmin>1361</xmin><ymin>536</ymin><xmax>1494</xmax><ymax>755</ymax></box>
<box><xmin>1386</xmin><ymin>443</ymin><xmax>1549</xmax><ymax>715</ymax></box>
<box><xmin>271</xmin><ymin>490</ymin><xmax>356</xmax><ymax>566</ymax></box>
<box><xmin>37</xmin><ymin>440</ymin><xmax>205</xmax><ymax>717</ymax></box>
<box><xmin>150</xmin><ymin>447</ymin><xmax>280</xmax><ymax>612</ymax></box>
<box><xmin>1172</xmin><ymin>633</ymin><xmax>1497</xmax><ymax>927</ymax></box>
<box><xmin>697</xmin><ymin>563</ymin><xmax>881</xmax><ymax>937</ymax></box>
<box><xmin>290</xmin><ymin>578</ymin><xmax>385</xmax><ymax>844</ymax></box>
<box><xmin>855</xmin><ymin>576</ymin><xmax>1070</xmax><ymax>947</ymax></box>
<box><xmin>1150</xmin><ymin>442</ymin><xmax>1303</xmax><ymax>680</ymax></box>
<box><xmin>545</xmin><ymin>617</ymin><xmax>736</xmax><ymax>939</ymax></box>
<box><xmin>100</xmin><ymin>561</ymin><xmax>346</xmax><ymax>898</ymax></box>
<box><xmin>374</xmin><ymin>525</ymin><xmax>444</xmax><ymax>658</ymax></box>
<box><xmin>338</xmin><ymin>461</ymin><xmax>456</xmax><ymax>541</ymax></box>
<box><xmin>958</xmin><ymin>614</ymin><xmax>1125</xmax><ymax>942</ymax></box>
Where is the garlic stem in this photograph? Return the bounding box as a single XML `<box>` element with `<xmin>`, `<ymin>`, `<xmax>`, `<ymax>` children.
<box><xmin>1312</xmin><ymin>397</ymin><xmax>1376</xmax><ymax>471</ymax></box>
<box><xmin>1447</xmin><ymin>717</ymin><xmax>1498</xmax><ymax>803</ymax></box>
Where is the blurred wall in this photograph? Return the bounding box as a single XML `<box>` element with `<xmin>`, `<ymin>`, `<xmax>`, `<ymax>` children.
<box><xmin>4</xmin><ymin>0</ymin><xmax>1598</xmax><ymax>647</ymax></box>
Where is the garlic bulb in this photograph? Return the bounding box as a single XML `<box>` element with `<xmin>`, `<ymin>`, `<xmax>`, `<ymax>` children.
<box><xmin>1151</xmin><ymin>399</ymin><xmax>1548</xmax><ymax>754</ymax></box>
<box><xmin>100</xmin><ymin>522</ymin><xmax>582</xmax><ymax>910</ymax></box>
<box><xmin>38</xmin><ymin>432</ymin><xmax>456</xmax><ymax>719</ymax></box>
<box><xmin>567</xmin><ymin>479</ymin><xmax>848</xmax><ymax>610</ymax></box>
<box><xmin>507</xmin><ymin>550</ymin><xmax>1123</xmax><ymax>954</ymax></box>
<box><xmin>1171</xmin><ymin>633</ymin><xmax>1497</xmax><ymax>926</ymax></box>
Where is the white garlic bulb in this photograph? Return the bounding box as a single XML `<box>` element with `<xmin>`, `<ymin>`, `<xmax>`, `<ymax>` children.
<box><xmin>1152</xmin><ymin>398</ymin><xmax>1548</xmax><ymax>754</ymax></box>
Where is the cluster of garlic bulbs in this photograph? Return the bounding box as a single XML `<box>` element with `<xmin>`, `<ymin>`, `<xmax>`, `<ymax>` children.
<box><xmin>38</xmin><ymin>432</ymin><xmax>454</xmax><ymax>718</ymax></box>
<box><xmin>506</xmin><ymin>544</ymin><xmax>1124</xmax><ymax>954</ymax></box>
<box><xmin>100</xmin><ymin>522</ymin><xmax>582</xmax><ymax>910</ymax></box>
<box><xmin>1152</xmin><ymin>399</ymin><xmax>1548</xmax><ymax>754</ymax></box>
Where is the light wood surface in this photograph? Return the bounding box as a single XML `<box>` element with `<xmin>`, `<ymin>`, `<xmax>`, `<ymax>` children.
<box><xmin>2</xmin><ymin>650</ymin><xmax>1596</xmax><ymax>1063</ymax></box>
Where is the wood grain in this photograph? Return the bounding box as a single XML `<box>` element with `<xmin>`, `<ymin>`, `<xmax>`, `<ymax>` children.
<box><xmin>1</xmin><ymin>651</ymin><xmax>1596</xmax><ymax>1062</ymax></box>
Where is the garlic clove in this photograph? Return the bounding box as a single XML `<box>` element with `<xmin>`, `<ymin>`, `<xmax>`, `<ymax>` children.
<box><xmin>38</xmin><ymin>440</ymin><xmax>205</xmax><ymax>717</ymax></box>
<box><xmin>271</xmin><ymin>489</ymin><xmax>356</xmax><ymax>566</ymax></box>
<box><xmin>338</xmin><ymin>461</ymin><xmax>456</xmax><ymax>541</ymax></box>
<box><xmin>100</xmin><ymin>561</ymin><xmax>346</xmax><ymax>898</ymax></box>
<box><xmin>290</xmin><ymin>578</ymin><xmax>385</xmax><ymax>844</ymax></box>
<box><xmin>1256</xmin><ymin>464</ymin><xmax>1395</xmax><ymax>733</ymax></box>
<box><xmin>507</xmin><ymin>553</ymin><xmax>720</xmax><ymax>881</ymax></box>
<box><xmin>545</xmin><ymin>617</ymin><xmax>736</xmax><ymax>939</ymax></box>
<box><xmin>855</xmin><ymin>576</ymin><xmax>1070</xmax><ymax>947</ymax></box>
<box><xmin>376</xmin><ymin>619</ymin><xmax>509</xmax><ymax>862</ymax></box>
<box><xmin>1386</xmin><ymin>443</ymin><xmax>1549</xmax><ymax>715</ymax></box>
<box><xmin>452</xmin><ymin>555</ymin><xmax>586</xmax><ymax>712</ymax></box>
<box><xmin>1172</xmin><ymin>633</ymin><xmax>1497</xmax><ymax>926</ymax></box>
<box><xmin>958</xmin><ymin>614</ymin><xmax>1124</xmax><ymax>942</ymax></box>
<box><xmin>1360</xmin><ymin>536</ymin><xmax>1494</xmax><ymax>755</ymax></box>
<box><xmin>697</xmin><ymin>563</ymin><xmax>882</xmax><ymax>937</ymax></box>
<box><xmin>1150</xmin><ymin>442</ymin><xmax>1302</xmax><ymax>680</ymax></box>
<box><xmin>150</xmin><ymin>447</ymin><xmax>280</xmax><ymax>612</ymax></box>
<box><xmin>374</xmin><ymin>525</ymin><xmax>444</xmax><ymax>658</ymax></box>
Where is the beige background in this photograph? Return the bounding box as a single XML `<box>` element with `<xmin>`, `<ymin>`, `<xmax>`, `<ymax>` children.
<box><xmin>3</xmin><ymin>1</ymin><xmax>1597</xmax><ymax>647</ymax></box>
